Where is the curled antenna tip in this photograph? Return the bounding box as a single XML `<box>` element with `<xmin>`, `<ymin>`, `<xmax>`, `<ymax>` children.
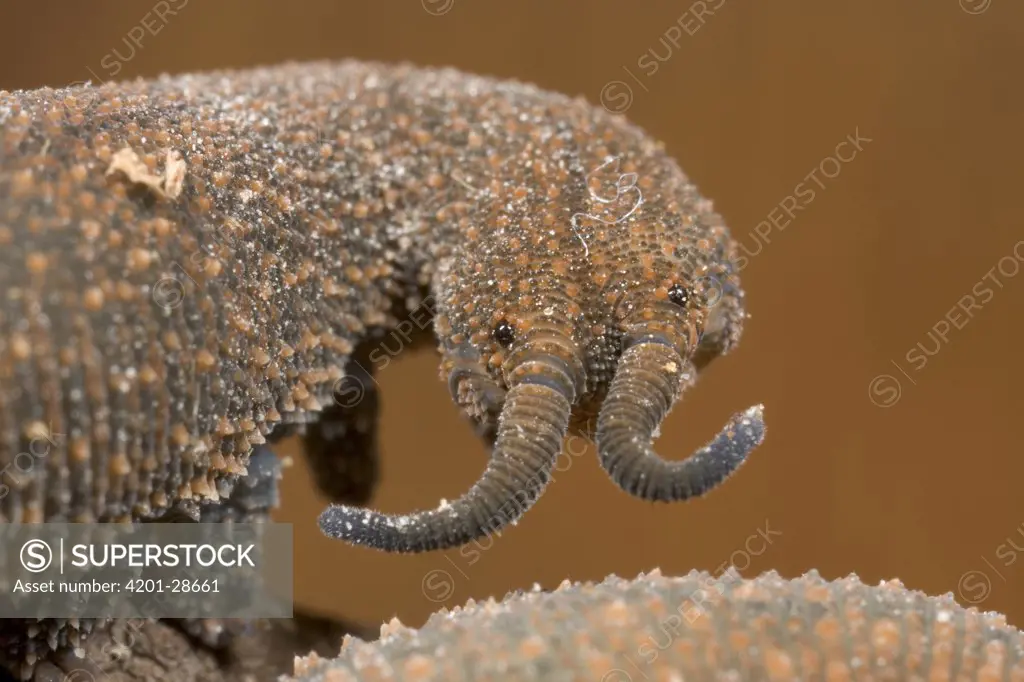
<box><xmin>319</xmin><ymin>503</ymin><xmax>420</xmax><ymax>535</ymax></box>
<box><xmin>318</xmin><ymin>505</ymin><xmax>351</xmax><ymax>536</ymax></box>
<box><xmin>725</xmin><ymin>405</ymin><xmax>767</xmax><ymax>458</ymax></box>
<box><xmin>317</xmin><ymin>504</ymin><xmax>415</xmax><ymax>548</ymax></box>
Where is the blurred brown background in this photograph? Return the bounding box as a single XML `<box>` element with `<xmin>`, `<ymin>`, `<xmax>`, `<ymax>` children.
<box><xmin>2</xmin><ymin>0</ymin><xmax>1021</xmax><ymax>631</ymax></box>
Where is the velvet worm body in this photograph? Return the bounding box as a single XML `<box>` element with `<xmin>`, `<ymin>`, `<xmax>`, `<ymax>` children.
<box><xmin>290</xmin><ymin>570</ymin><xmax>1024</xmax><ymax>682</ymax></box>
<box><xmin>0</xmin><ymin>59</ymin><xmax>763</xmax><ymax>558</ymax></box>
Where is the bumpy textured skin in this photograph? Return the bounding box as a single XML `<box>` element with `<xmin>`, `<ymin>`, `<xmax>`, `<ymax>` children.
<box><xmin>0</xmin><ymin>62</ymin><xmax>424</xmax><ymax>526</ymax></box>
<box><xmin>0</xmin><ymin>59</ymin><xmax>763</xmax><ymax>672</ymax></box>
<box><xmin>289</xmin><ymin>570</ymin><xmax>1024</xmax><ymax>682</ymax></box>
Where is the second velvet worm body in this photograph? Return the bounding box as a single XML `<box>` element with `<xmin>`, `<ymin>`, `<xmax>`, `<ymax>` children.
<box><xmin>290</xmin><ymin>570</ymin><xmax>1024</xmax><ymax>681</ymax></box>
<box><xmin>0</xmin><ymin>59</ymin><xmax>765</xmax><ymax>554</ymax></box>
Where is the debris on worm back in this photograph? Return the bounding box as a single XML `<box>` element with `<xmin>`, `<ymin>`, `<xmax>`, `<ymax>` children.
<box><xmin>289</xmin><ymin>570</ymin><xmax>1024</xmax><ymax>681</ymax></box>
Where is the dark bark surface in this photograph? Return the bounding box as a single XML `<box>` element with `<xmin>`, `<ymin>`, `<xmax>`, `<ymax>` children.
<box><xmin>27</xmin><ymin>610</ymin><xmax>372</xmax><ymax>682</ymax></box>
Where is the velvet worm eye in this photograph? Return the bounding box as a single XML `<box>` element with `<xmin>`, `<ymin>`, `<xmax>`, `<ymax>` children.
<box><xmin>667</xmin><ymin>283</ymin><xmax>691</xmax><ymax>307</ymax></box>
<box><xmin>492</xmin><ymin>320</ymin><xmax>515</xmax><ymax>347</ymax></box>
